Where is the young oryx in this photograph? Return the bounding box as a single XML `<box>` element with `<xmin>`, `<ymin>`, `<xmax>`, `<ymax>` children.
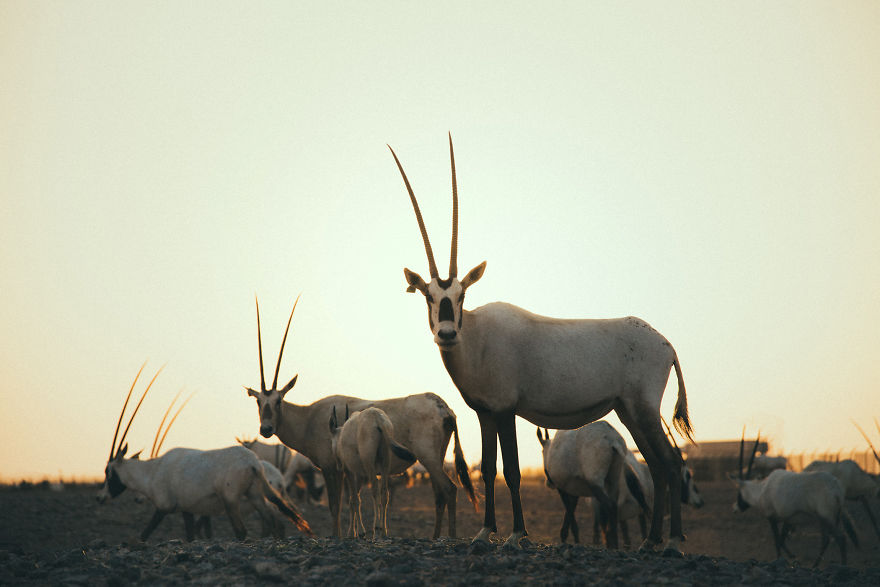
<box><xmin>536</xmin><ymin>422</ymin><xmax>627</xmax><ymax>548</ymax></box>
<box><xmin>389</xmin><ymin>134</ymin><xmax>694</xmax><ymax>553</ymax></box>
<box><xmin>97</xmin><ymin>365</ymin><xmax>313</xmax><ymax>541</ymax></box>
<box><xmin>731</xmin><ymin>432</ymin><xmax>858</xmax><ymax>567</ymax></box>
<box><xmin>329</xmin><ymin>406</ymin><xmax>417</xmax><ymax>538</ymax></box>
<box><xmin>238</xmin><ymin>437</ymin><xmax>326</xmax><ymax>506</ymax></box>
<box><xmin>245</xmin><ymin>297</ymin><xmax>479</xmax><ymax>538</ymax></box>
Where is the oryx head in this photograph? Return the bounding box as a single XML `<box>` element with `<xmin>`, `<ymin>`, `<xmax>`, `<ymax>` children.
<box><xmin>97</xmin><ymin>364</ymin><xmax>160</xmax><ymax>503</ymax></box>
<box><xmin>246</xmin><ymin>296</ymin><xmax>300</xmax><ymax>438</ymax></box>
<box><xmin>535</xmin><ymin>428</ymin><xmax>556</xmax><ymax>489</ymax></box>
<box><xmin>730</xmin><ymin>427</ymin><xmax>761</xmax><ymax>513</ymax></box>
<box><xmin>389</xmin><ymin>134</ymin><xmax>487</xmax><ymax>349</ymax></box>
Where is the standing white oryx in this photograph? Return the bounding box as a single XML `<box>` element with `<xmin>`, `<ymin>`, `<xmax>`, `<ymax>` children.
<box><xmin>731</xmin><ymin>431</ymin><xmax>858</xmax><ymax>567</ymax></box>
<box><xmin>389</xmin><ymin>134</ymin><xmax>694</xmax><ymax>552</ymax></box>
<box><xmin>536</xmin><ymin>422</ymin><xmax>627</xmax><ymax>549</ymax></box>
<box><xmin>245</xmin><ymin>297</ymin><xmax>479</xmax><ymax>538</ymax></box>
<box><xmin>98</xmin><ymin>365</ymin><xmax>312</xmax><ymax>541</ymax></box>
<box><xmin>329</xmin><ymin>406</ymin><xmax>417</xmax><ymax>538</ymax></box>
<box><xmin>238</xmin><ymin>437</ymin><xmax>326</xmax><ymax>506</ymax></box>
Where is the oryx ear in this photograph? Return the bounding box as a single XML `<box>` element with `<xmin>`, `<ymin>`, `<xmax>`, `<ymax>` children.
<box><xmin>536</xmin><ymin>427</ymin><xmax>544</xmax><ymax>443</ymax></box>
<box><xmin>279</xmin><ymin>374</ymin><xmax>298</xmax><ymax>396</ymax></box>
<box><xmin>118</xmin><ymin>443</ymin><xmax>128</xmax><ymax>459</ymax></box>
<box><xmin>461</xmin><ymin>261</ymin><xmax>487</xmax><ymax>290</ymax></box>
<box><xmin>131</xmin><ymin>450</ymin><xmax>143</xmax><ymax>460</ymax></box>
<box><xmin>246</xmin><ymin>386</ymin><xmax>260</xmax><ymax>398</ymax></box>
<box><xmin>404</xmin><ymin>268</ymin><xmax>427</xmax><ymax>294</ymax></box>
<box><xmin>329</xmin><ymin>405</ymin><xmax>338</xmax><ymax>431</ymax></box>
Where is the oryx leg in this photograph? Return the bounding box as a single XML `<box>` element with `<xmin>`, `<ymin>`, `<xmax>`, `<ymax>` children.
<box><xmin>473</xmin><ymin>410</ymin><xmax>498</xmax><ymax>543</ymax></box>
<box><xmin>424</xmin><ymin>458</ymin><xmax>458</xmax><ymax>539</ymax></box>
<box><xmin>182</xmin><ymin>512</ymin><xmax>196</xmax><ymax>542</ymax></box>
<box><xmin>769</xmin><ymin>520</ymin><xmax>786</xmax><ymax>560</ymax></box>
<box><xmin>558</xmin><ymin>490</ymin><xmax>580</xmax><ymax>544</ymax></box>
<box><xmin>141</xmin><ymin>509</ymin><xmax>167</xmax><ymax>541</ymax></box>
<box><xmin>620</xmin><ymin>519</ymin><xmax>632</xmax><ymax>548</ymax></box>
<box><xmin>223</xmin><ymin>500</ymin><xmax>247</xmax><ymax>540</ymax></box>
<box><xmin>859</xmin><ymin>496</ymin><xmax>880</xmax><ymax>539</ymax></box>
<box><xmin>323</xmin><ymin>468</ymin><xmax>345</xmax><ymax>537</ymax></box>
<box><xmin>497</xmin><ymin>411</ymin><xmax>527</xmax><ymax>548</ymax></box>
<box><xmin>617</xmin><ymin>404</ymin><xmax>683</xmax><ymax>553</ymax></box>
<box><xmin>590</xmin><ymin>483</ymin><xmax>619</xmax><ymax>549</ymax></box>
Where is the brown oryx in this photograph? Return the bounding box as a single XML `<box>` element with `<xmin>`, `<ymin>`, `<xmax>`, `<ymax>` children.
<box><xmin>245</xmin><ymin>297</ymin><xmax>479</xmax><ymax>538</ymax></box>
<box><xmin>389</xmin><ymin>134</ymin><xmax>694</xmax><ymax>553</ymax></box>
<box><xmin>98</xmin><ymin>364</ymin><xmax>313</xmax><ymax>541</ymax></box>
<box><xmin>536</xmin><ymin>422</ymin><xmax>627</xmax><ymax>548</ymax></box>
<box><xmin>329</xmin><ymin>406</ymin><xmax>417</xmax><ymax>538</ymax></box>
<box><xmin>731</xmin><ymin>430</ymin><xmax>858</xmax><ymax>567</ymax></box>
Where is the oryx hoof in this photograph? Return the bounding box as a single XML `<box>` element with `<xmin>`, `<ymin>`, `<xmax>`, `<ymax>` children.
<box><xmin>467</xmin><ymin>539</ymin><xmax>494</xmax><ymax>556</ymax></box>
<box><xmin>638</xmin><ymin>539</ymin><xmax>660</xmax><ymax>554</ymax></box>
<box><xmin>472</xmin><ymin>527</ymin><xmax>493</xmax><ymax>543</ymax></box>
<box><xmin>661</xmin><ymin>547</ymin><xmax>684</xmax><ymax>558</ymax></box>
<box><xmin>502</xmin><ymin>531</ymin><xmax>525</xmax><ymax>550</ymax></box>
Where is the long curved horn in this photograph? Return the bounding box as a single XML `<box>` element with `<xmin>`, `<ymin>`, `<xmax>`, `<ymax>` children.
<box><xmin>110</xmin><ymin>362</ymin><xmax>147</xmax><ymax>461</ymax></box>
<box><xmin>272</xmin><ymin>294</ymin><xmax>300</xmax><ymax>391</ymax></box>
<box><xmin>389</xmin><ymin>145</ymin><xmax>439</xmax><ymax>279</ymax></box>
<box><xmin>745</xmin><ymin>431</ymin><xmax>760</xmax><ymax>479</ymax></box>
<box><xmin>448</xmin><ymin>132</ymin><xmax>458</xmax><ymax>278</ymax></box>
<box><xmin>738</xmin><ymin>426</ymin><xmax>746</xmax><ymax>479</ymax></box>
<box><xmin>256</xmin><ymin>296</ymin><xmax>266</xmax><ymax>392</ymax></box>
<box><xmin>117</xmin><ymin>365</ymin><xmax>164</xmax><ymax>458</ymax></box>
<box><xmin>151</xmin><ymin>388</ymin><xmax>183</xmax><ymax>458</ymax></box>
<box><xmin>155</xmin><ymin>393</ymin><xmax>195</xmax><ymax>457</ymax></box>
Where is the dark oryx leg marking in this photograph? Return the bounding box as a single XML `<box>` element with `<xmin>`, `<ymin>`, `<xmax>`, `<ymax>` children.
<box><xmin>497</xmin><ymin>412</ymin><xmax>526</xmax><ymax>538</ymax></box>
<box><xmin>323</xmin><ymin>468</ymin><xmax>344</xmax><ymax>537</ymax></box>
<box><xmin>477</xmin><ymin>411</ymin><xmax>498</xmax><ymax>534</ymax></box>
<box><xmin>183</xmin><ymin>512</ymin><xmax>196</xmax><ymax>542</ymax></box>
<box><xmin>559</xmin><ymin>490</ymin><xmax>579</xmax><ymax>543</ymax></box>
<box><xmin>141</xmin><ymin>509</ymin><xmax>167</xmax><ymax>541</ymax></box>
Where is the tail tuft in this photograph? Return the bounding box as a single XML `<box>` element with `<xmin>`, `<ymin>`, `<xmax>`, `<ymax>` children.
<box><xmin>672</xmin><ymin>357</ymin><xmax>695</xmax><ymax>443</ymax></box>
<box><xmin>450</xmin><ymin>416</ymin><xmax>480</xmax><ymax>512</ymax></box>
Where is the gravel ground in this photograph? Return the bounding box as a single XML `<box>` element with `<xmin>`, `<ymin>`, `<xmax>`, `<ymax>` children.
<box><xmin>2</xmin><ymin>479</ymin><xmax>879</xmax><ymax>585</ymax></box>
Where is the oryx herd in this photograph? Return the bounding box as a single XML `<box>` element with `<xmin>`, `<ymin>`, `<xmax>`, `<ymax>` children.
<box><xmin>96</xmin><ymin>135</ymin><xmax>879</xmax><ymax>569</ymax></box>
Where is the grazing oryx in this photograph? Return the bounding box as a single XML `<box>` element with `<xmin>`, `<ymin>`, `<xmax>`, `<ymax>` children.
<box><xmin>98</xmin><ymin>364</ymin><xmax>313</xmax><ymax>541</ymax></box>
<box><xmin>330</xmin><ymin>406</ymin><xmax>417</xmax><ymax>538</ymax></box>
<box><xmin>536</xmin><ymin>422</ymin><xmax>627</xmax><ymax>548</ymax></box>
<box><xmin>238</xmin><ymin>437</ymin><xmax>326</xmax><ymax>506</ymax></box>
<box><xmin>751</xmin><ymin>455</ymin><xmax>789</xmax><ymax>479</ymax></box>
<box><xmin>803</xmin><ymin>459</ymin><xmax>880</xmax><ymax>539</ymax></box>
<box><xmin>245</xmin><ymin>297</ymin><xmax>479</xmax><ymax>538</ymax></box>
<box><xmin>731</xmin><ymin>431</ymin><xmax>858</xmax><ymax>567</ymax></box>
<box><xmin>389</xmin><ymin>134</ymin><xmax>694</xmax><ymax>552</ymax></box>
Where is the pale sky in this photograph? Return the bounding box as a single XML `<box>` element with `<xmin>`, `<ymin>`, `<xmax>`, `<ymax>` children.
<box><xmin>2</xmin><ymin>2</ymin><xmax>879</xmax><ymax>480</ymax></box>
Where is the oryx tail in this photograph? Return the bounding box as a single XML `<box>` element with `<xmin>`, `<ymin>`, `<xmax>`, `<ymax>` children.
<box><xmin>450</xmin><ymin>416</ymin><xmax>480</xmax><ymax>512</ymax></box>
<box><xmin>672</xmin><ymin>357</ymin><xmax>694</xmax><ymax>443</ymax></box>
<box><xmin>254</xmin><ymin>463</ymin><xmax>313</xmax><ymax>537</ymax></box>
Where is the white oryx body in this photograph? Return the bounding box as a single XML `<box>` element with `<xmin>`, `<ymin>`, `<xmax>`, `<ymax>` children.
<box><xmin>751</xmin><ymin>455</ymin><xmax>789</xmax><ymax>478</ymax></box>
<box><xmin>804</xmin><ymin>459</ymin><xmax>880</xmax><ymax>539</ymax></box>
<box><xmin>803</xmin><ymin>460</ymin><xmax>879</xmax><ymax>502</ymax></box>
<box><xmin>537</xmin><ymin>422</ymin><xmax>626</xmax><ymax>548</ymax></box>
<box><xmin>97</xmin><ymin>366</ymin><xmax>311</xmax><ymax>541</ymax></box>
<box><xmin>330</xmin><ymin>407</ymin><xmax>417</xmax><ymax>538</ymax></box>
<box><xmin>390</xmin><ymin>134</ymin><xmax>694</xmax><ymax>551</ymax></box>
<box><xmin>239</xmin><ymin>437</ymin><xmax>325</xmax><ymax>505</ymax></box>
<box><xmin>733</xmin><ymin>469</ymin><xmax>857</xmax><ymax>566</ymax></box>
<box><xmin>245</xmin><ymin>297</ymin><xmax>478</xmax><ymax>538</ymax></box>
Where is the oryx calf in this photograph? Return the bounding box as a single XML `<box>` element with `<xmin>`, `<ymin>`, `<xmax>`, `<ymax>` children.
<box><xmin>536</xmin><ymin>422</ymin><xmax>626</xmax><ymax>549</ymax></box>
<box><xmin>330</xmin><ymin>406</ymin><xmax>417</xmax><ymax>538</ymax></box>
<box><xmin>731</xmin><ymin>433</ymin><xmax>858</xmax><ymax>566</ymax></box>
<box><xmin>97</xmin><ymin>365</ymin><xmax>312</xmax><ymax>541</ymax></box>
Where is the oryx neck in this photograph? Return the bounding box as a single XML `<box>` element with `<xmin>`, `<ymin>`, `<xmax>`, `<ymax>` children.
<box><xmin>272</xmin><ymin>400</ymin><xmax>310</xmax><ymax>455</ymax></box>
<box><xmin>115</xmin><ymin>457</ymin><xmax>161</xmax><ymax>495</ymax></box>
